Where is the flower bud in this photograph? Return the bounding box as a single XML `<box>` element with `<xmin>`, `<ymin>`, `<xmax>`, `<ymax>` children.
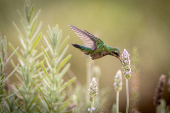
<box><xmin>88</xmin><ymin>77</ymin><xmax>98</xmax><ymax>102</ymax></box>
<box><xmin>114</xmin><ymin>70</ymin><xmax>123</xmax><ymax>92</ymax></box>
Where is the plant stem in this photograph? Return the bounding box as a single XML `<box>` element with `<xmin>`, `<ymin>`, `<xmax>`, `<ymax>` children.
<box><xmin>126</xmin><ymin>79</ymin><xmax>129</xmax><ymax>113</ymax></box>
<box><xmin>91</xmin><ymin>100</ymin><xmax>94</xmax><ymax>113</ymax></box>
<box><xmin>116</xmin><ymin>91</ymin><xmax>119</xmax><ymax>113</ymax></box>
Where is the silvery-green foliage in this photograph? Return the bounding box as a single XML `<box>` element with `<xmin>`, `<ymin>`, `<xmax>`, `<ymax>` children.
<box><xmin>39</xmin><ymin>25</ymin><xmax>76</xmax><ymax>113</ymax></box>
<box><xmin>71</xmin><ymin>59</ymin><xmax>110</xmax><ymax>113</ymax></box>
<box><xmin>0</xmin><ymin>36</ymin><xmax>19</xmax><ymax>112</ymax></box>
<box><xmin>71</xmin><ymin>85</ymin><xmax>89</xmax><ymax>113</ymax></box>
<box><xmin>9</xmin><ymin>0</ymin><xmax>43</xmax><ymax>112</ymax></box>
<box><xmin>3</xmin><ymin>94</ymin><xmax>22</xmax><ymax>113</ymax></box>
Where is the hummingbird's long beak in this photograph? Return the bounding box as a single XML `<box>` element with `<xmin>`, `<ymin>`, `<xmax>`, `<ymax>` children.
<box><xmin>117</xmin><ymin>57</ymin><xmax>122</xmax><ymax>64</ymax></box>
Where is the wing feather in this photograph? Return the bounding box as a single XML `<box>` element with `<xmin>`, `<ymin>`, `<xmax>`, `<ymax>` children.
<box><xmin>84</xmin><ymin>30</ymin><xmax>104</xmax><ymax>44</ymax></box>
<box><xmin>69</xmin><ymin>25</ymin><xmax>96</xmax><ymax>50</ymax></box>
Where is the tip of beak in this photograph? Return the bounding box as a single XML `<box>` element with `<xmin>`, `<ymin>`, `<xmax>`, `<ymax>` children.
<box><xmin>118</xmin><ymin>57</ymin><xmax>122</xmax><ymax>64</ymax></box>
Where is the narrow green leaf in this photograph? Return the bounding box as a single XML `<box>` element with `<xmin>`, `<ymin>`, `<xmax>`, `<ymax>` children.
<box><xmin>0</xmin><ymin>62</ymin><xmax>3</xmax><ymax>77</ymax></box>
<box><xmin>20</xmin><ymin>48</ymin><xmax>24</xmax><ymax>55</ymax></box>
<box><xmin>42</xmin><ymin>78</ymin><xmax>51</xmax><ymax>90</ymax></box>
<box><xmin>35</xmin><ymin>58</ymin><xmax>46</xmax><ymax>68</ymax></box>
<box><xmin>55</xmin><ymin>45</ymin><xmax>69</xmax><ymax>65</ymax></box>
<box><xmin>48</xmin><ymin>25</ymin><xmax>52</xmax><ymax>37</ymax></box>
<box><xmin>20</xmin><ymin>19</ymin><xmax>27</xmax><ymax>34</ymax></box>
<box><xmin>55</xmin><ymin>24</ymin><xmax>59</xmax><ymax>40</ymax></box>
<box><xmin>31</xmin><ymin>21</ymin><xmax>42</xmax><ymax>42</ymax></box>
<box><xmin>45</xmin><ymin>59</ymin><xmax>52</xmax><ymax>71</ymax></box>
<box><xmin>25</xmin><ymin>1</ymin><xmax>30</xmax><ymax>23</ymax></box>
<box><xmin>0</xmin><ymin>78</ymin><xmax>5</xmax><ymax>84</ymax></box>
<box><xmin>47</xmin><ymin>31</ymin><xmax>52</xmax><ymax>46</ymax></box>
<box><xmin>30</xmin><ymin>74</ymin><xmax>39</xmax><ymax>88</ymax></box>
<box><xmin>29</xmin><ymin>18</ymin><xmax>37</xmax><ymax>37</ymax></box>
<box><xmin>19</xmin><ymin>35</ymin><xmax>26</xmax><ymax>50</ymax></box>
<box><xmin>41</xmin><ymin>46</ymin><xmax>52</xmax><ymax>64</ymax></box>
<box><xmin>33</xmin><ymin>73</ymin><xmax>46</xmax><ymax>85</ymax></box>
<box><xmin>33</xmin><ymin>9</ymin><xmax>41</xmax><ymax>22</ymax></box>
<box><xmin>58</xmin><ymin>77</ymin><xmax>76</xmax><ymax>91</ymax></box>
<box><xmin>37</xmin><ymin>108</ymin><xmax>42</xmax><ymax>113</ymax></box>
<box><xmin>29</xmin><ymin>5</ymin><xmax>34</xmax><ymax>22</ymax></box>
<box><xmin>38</xmin><ymin>96</ymin><xmax>48</xmax><ymax>111</ymax></box>
<box><xmin>4</xmin><ymin>64</ymin><xmax>18</xmax><ymax>82</ymax></box>
<box><xmin>43</xmin><ymin>35</ymin><xmax>53</xmax><ymax>55</ymax></box>
<box><xmin>58</xmin><ymin>36</ymin><xmax>69</xmax><ymax>55</ymax></box>
<box><xmin>10</xmin><ymin>59</ymin><xmax>16</xmax><ymax>68</ymax></box>
<box><xmin>14</xmin><ymin>84</ymin><xmax>26</xmax><ymax>101</ymax></box>
<box><xmin>18</xmin><ymin>58</ymin><xmax>24</xmax><ymax>67</ymax></box>
<box><xmin>56</xmin><ymin>55</ymin><xmax>71</xmax><ymax>74</ymax></box>
<box><xmin>8</xmin><ymin>43</ymin><xmax>24</xmax><ymax>61</ymax></box>
<box><xmin>55</xmin><ymin>98</ymin><xmax>71</xmax><ymax>105</ymax></box>
<box><xmin>28</xmin><ymin>94</ymin><xmax>38</xmax><ymax>110</ymax></box>
<box><xmin>58</xmin><ymin>63</ymin><xmax>70</xmax><ymax>80</ymax></box>
<box><xmin>39</xmin><ymin>87</ymin><xmax>50</xmax><ymax>110</ymax></box>
<box><xmin>41</xmin><ymin>64</ymin><xmax>52</xmax><ymax>83</ymax></box>
<box><xmin>16</xmin><ymin>104</ymin><xmax>23</xmax><ymax>112</ymax></box>
<box><xmin>3</xmin><ymin>90</ymin><xmax>19</xmax><ymax>100</ymax></box>
<box><xmin>33</xmin><ymin>48</ymin><xmax>48</xmax><ymax>61</ymax></box>
<box><xmin>30</xmin><ymin>32</ymin><xmax>42</xmax><ymax>52</ymax></box>
<box><xmin>1</xmin><ymin>41</ymin><xmax>5</xmax><ymax>61</ymax></box>
<box><xmin>17</xmin><ymin>10</ymin><xmax>26</xmax><ymax>26</ymax></box>
<box><xmin>47</xmin><ymin>25</ymin><xmax>53</xmax><ymax>47</ymax></box>
<box><xmin>4</xmin><ymin>100</ymin><xmax>10</xmax><ymax>112</ymax></box>
<box><xmin>15</xmin><ymin>74</ymin><xmax>24</xmax><ymax>85</ymax></box>
<box><xmin>12</xmin><ymin>22</ymin><xmax>24</xmax><ymax>38</ymax></box>
<box><xmin>56</xmin><ymin>29</ymin><xmax>62</xmax><ymax>49</ymax></box>
<box><xmin>35</xmin><ymin>68</ymin><xmax>43</xmax><ymax>75</ymax></box>
<box><xmin>4</xmin><ymin>36</ymin><xmax>7</xmax><ymax>52</ymax></box>
<box><xmin>16</xmin><ymin>67</ymin><xmax>22</xmax><ymax>75</ymax></box>
<box><xmin>59</xmin><ymin>98</ymin><xmax>71</xmax><ymax>111</ymax></box>
<box><xmin>39</xmin><ymin>72</ymin><xmax>51</xmax><ymax>89</ymax></box>
<box><xmin>0</xmin><ymin>85</ymin><xmax>5</xmax><ymax>91</ymax></box>
<box><xmin>5</xmin><ymin>47</ymin><xmax>19</xmax><ymax>64</ymax></box>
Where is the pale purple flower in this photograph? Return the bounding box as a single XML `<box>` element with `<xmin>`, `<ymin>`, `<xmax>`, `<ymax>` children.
<box><xmin>114</xmin><ymin>83</ymin><xmax>117</xmax><ymax>86</ymax></box>
<box><xmin>115</xmin><ymin>74</ymin><xmax>119</xmax><ymax>79</ymax></box>
<box><xmin>88</xmin><ymin>107</ymin><xmax>96</xmax><ymax>112</ymax></box>
<box><xmin>92</xmin><ymin>107</ymin><xmax>96</xmax><ymax>111</ymax></box>
<box><xmin>89</xmin><ymin>77</ymin><xmax>97</xmax><ymax>102</ymax></box>
<box><xmin>122</xmin><ymin>49</ymin><xmax>131</xmax><ymax>79</ymax></box>
<box><xmin>126</xmin><ymin>71</ymin><xmax>131</xmax><ymax>74</ymax></box>
<box><xmin>124</xmin><ymin>60</ymin><xmax>127</xmax><ymax>63</ymax></box>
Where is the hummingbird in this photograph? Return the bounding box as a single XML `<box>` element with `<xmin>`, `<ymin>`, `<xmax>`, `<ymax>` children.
<box><xmin>69</xmin><ymin>25</ymin><xmax>122</xmax><ymax>63</ymax></box>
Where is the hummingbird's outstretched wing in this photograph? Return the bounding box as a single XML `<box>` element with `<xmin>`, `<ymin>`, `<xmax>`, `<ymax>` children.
<box><xmin>84</xmin><ymin>30</ymin><xmax>104</xmax><ymax>45</ymax></box>
<box><xmin>69</xmin><ymin>25</ymin><xmax>104</xmax><ymax>50</ymax></box>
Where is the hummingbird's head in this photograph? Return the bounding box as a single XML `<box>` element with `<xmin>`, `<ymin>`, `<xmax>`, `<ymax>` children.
<box><xmin>110</xmin><ymin>47</ymin><xmax>122</xmax><ymax>63</ymax></box>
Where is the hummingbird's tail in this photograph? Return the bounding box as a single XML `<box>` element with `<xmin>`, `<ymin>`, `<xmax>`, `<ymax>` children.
<box><xmin>72</xmin><ymin>44</ymin><xmax>92</xmax><ymax>55</ymax></box>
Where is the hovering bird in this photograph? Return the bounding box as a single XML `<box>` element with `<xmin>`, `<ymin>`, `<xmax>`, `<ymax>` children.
<box><xmin>69</xmin><ymin>25</ymin><xmax>122</xmax><ymax>63</ymax></box>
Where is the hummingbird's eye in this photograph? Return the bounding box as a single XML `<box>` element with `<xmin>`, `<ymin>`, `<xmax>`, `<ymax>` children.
<box><xmin>114</xmin><ymin>51</ymin><xmax>118</xmax><ymax>56</ymax></box>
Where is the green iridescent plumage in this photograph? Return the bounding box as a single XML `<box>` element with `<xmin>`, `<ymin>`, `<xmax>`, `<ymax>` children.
<box><xmin>69</xmin><ymin>25</ymin><xmax>121</xmax><ymax>62</ymax></box>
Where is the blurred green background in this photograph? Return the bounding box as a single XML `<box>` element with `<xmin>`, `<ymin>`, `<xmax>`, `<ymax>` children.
<box><xmin>0</xmin><ymin>0</ymin><xmax>170</xmax><ymax>112</ymax></box>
